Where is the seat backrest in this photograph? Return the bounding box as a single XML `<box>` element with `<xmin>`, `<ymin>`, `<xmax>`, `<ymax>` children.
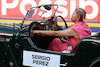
<box><xmin>70</xmin><ymin>43</ymin><xmax>79</xmax><ymax>53</ymax></box>
<box><xmin>70</xmin><ymin>37</ymin><xmax>100</xmax><ymax>54</ymax></box>
<box><xmin>70</xmin><ymin>37</ymin><xmax>88</xmax><ymax>53</ymax></box>
<box><xmin>70</xmin><ymin>32</ymin><xmax>100</xmax><ymax>53</ymax></box>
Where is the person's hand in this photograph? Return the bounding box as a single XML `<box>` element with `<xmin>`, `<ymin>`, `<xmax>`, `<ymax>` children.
<box><xmin>32</xmin><ymin>30</ymin><xmax>41</xmax><ymax>36</ymax></box>
<box><xmin>30</xmin><ymin>30</ymin><xmax>41</xmax><ymax>37</ymax></box>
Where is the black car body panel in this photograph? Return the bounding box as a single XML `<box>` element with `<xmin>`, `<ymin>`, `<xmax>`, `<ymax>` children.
<box><xmin>0</xmin><ymin>4</ymin><xmax>100</xmax><ymax>67</ymax></box>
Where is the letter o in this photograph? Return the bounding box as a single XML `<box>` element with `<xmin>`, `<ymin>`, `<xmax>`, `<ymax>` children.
<box><xmin>85</xmin><ymin>1</ymin><xmax>99</xmax><ymax>19</ymax></box>
<box><xmin>79</xmin><ymin>0</ymin><xmax>99</xmax><ymax>19</ymax></box>
<box><xmin>46</xmin><ymin>57</ymin><xmax>50</xmax><ymax>61</ymax></box>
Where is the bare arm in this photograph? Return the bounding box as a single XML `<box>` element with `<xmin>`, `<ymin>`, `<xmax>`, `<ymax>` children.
<box><xmin>33</xmin><ymin>29</ymin><xmax>79</xmax><ymax>39</ymax></box>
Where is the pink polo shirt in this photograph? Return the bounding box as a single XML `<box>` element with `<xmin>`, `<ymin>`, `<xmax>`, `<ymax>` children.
<box><xmin>69</xmin><ymin>22</ymin><xmax>91</xmax><ymax>48</ymax></box>
<box><xmin>48</xmin><ymin>22</ymin><xmax>91</xmax><ymax>52</ymax></box>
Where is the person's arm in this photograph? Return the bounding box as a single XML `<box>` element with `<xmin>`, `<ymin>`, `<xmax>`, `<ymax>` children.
<box><xmin>33</xmin><ymin>29</ymin><xmax>79</xmax><ymax>39</ymax></box>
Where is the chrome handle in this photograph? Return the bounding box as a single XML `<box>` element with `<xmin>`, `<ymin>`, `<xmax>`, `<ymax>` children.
<box><xmin>60</xmin><ymin>62</ymin><xmax>67</xmax><ymax>66</ymax></box>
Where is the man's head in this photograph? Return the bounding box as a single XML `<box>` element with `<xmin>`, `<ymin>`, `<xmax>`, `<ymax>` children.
<box><xmin>71</xmin><ymin>8</ymin><xmax>86</xmax><ymax>22</ymax></box>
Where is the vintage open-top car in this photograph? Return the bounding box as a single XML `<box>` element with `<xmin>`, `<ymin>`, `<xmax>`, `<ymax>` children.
<box><xmin>0</xmin><ymin>4</ymin><xmax>100</xmax><ymax>67</ymax></box>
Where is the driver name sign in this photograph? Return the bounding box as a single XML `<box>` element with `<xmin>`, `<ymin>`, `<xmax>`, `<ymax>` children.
<box><xmin>23</xmin><ymin>50</ymin><xmax>61</xmax><ymax>67</ymax></box>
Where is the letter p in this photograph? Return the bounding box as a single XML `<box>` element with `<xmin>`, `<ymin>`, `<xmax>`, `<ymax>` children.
<box><xmin>1</xmin><ymin>0</ymin><xmax>19</xmax><ymax>15</ymax></box>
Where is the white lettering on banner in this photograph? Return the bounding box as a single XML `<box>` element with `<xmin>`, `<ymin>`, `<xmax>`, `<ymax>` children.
<box><xmin>23</xmin><ymin>50</ymin><xmax>60</xmax><ymax>67</ymax></box>
<box><xmin>1</xmin><ymin>0</ymin><xmax>19</xmax><ymax>15</ymax></box>
<box><xmin>20</xmin><ymin>0</ymin><xmax>37</xmax><ymax>15</ymax></box>
<box><xmin>0</xmin><ymin>0</ymin><xmax>99</xmax><ymax>21</ymax></box>
<box><xmin>38</xmin><ymin>0</ymin><xmax>52</xmax><ymax>17</ymax></box>
<box><xmin>54</xmin><ymin>0</ymin><xmax>68</xmax><ymax>18</ymax></box>
<box><xmin>79</xmin><ymin>0</ymin><xmax>99</xmax><ymax>19</ymax></box>
<box><xmin>70</xmin><ymin>0</ymin><xmax>76</xmax><ymax>18</ymax></box>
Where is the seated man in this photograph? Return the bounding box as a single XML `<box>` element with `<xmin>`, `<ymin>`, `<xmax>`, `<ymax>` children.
<box><xmin>33</xmin><ymin>8</ymin><xmax>91</xmax><ymax>52</ymax></box>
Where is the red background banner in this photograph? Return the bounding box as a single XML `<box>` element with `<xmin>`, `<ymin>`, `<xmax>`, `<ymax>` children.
<box><xmin>0</xmin><ymin>0</ymin><xmax>100</xmax><ymax>21</ymax></box>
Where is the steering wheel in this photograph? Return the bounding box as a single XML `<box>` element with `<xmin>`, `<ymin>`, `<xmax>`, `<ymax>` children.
<box><xmin>29</xmin><ymin>21</ymin><xmax>43</xmax><ymax>37</ymax></box>
<box><xmin>29</xmin><ymin>21</ymin><xmax>55</xmax><ymax>49</ymax></box>
<box><xmin>54</xmin><ymin>15</ymin><xmax>69</xmax><ymax>42</ymax></box>
<box><xmin>29</xmin><ymin>15</ymin><xmax>68</xmax><ymax>42</ymax></box>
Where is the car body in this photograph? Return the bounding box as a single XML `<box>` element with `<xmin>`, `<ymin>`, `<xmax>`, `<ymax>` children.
<box><xmin>0</xmin><ymin>4</ymin><xmax>100</xmax><ymax>67</ymax></box>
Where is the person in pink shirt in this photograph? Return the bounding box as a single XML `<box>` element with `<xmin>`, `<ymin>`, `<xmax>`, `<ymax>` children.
<box><xmin>33</xmin><ymin>8</ymin><xmax>91</xmax><ymax>52</ymax></box>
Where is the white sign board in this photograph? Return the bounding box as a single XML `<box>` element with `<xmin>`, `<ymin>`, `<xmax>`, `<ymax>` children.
<box><xmin>23</xmin><ymin>50</ymin><xmax>61</xmax><ymax>67</ymax></box>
